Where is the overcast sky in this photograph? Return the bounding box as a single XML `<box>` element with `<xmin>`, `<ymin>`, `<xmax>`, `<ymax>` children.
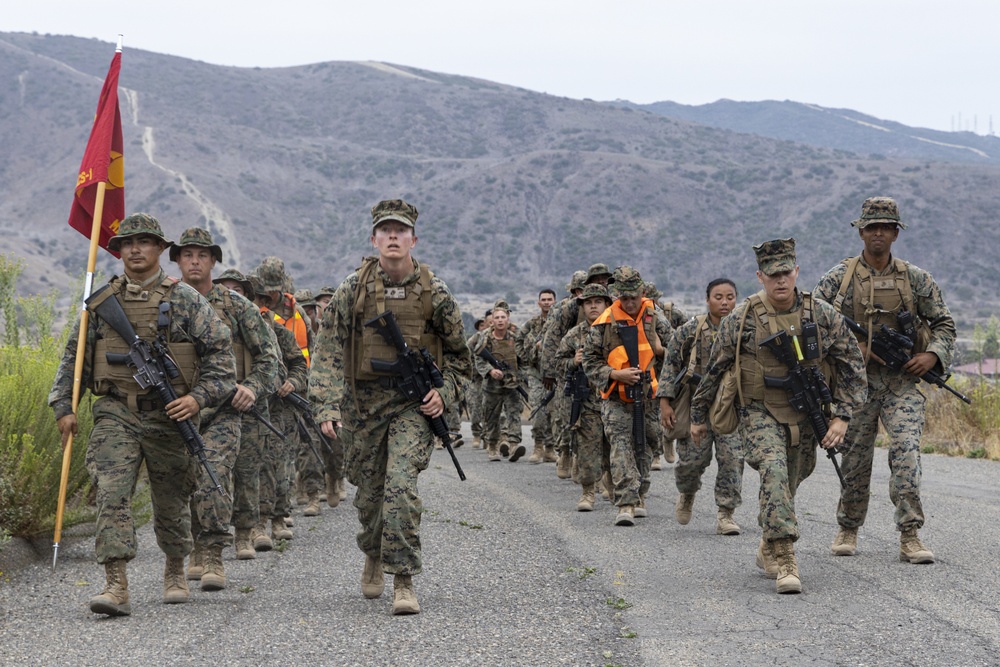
<box><xmin>5</xmin><ymin>1</ymin><xmax>996</xmax><ymax>133</ymax></box>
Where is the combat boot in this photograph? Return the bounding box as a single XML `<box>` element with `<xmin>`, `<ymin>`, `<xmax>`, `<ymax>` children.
<box><xmin>452</xmin><ymin>435</ymin><xmax>464</xmax><ymax>449</ymax></box>
<box><xmin>284</xmin><ymin>514</ymin><xmax>295</xmax><ymax>527</ymax></box>
<box><xmin>163</xmin><ymin>556</ymin><xmax>190</xmax><ymax>604</ymax></box>
<box><xmin>634</xmin><ymin>495</ymin><xmax>648</xmax><ymax>518</ymax></box>
<box><xmin>339</xmin><ymin>477</ymin><xmax>348</xmax><ymax>501</ymax></box>
<box><xmin>509</xmin><ymin>443</ymin><xmax>527</xmax><ymax>462</ymax></box>
<box><xmin>756</xmin><ymin>538</ymin><xmax>778</xmax><ymax>579</ymax></box>
<box><xmin>271</xmin><ymin>516</ymin><xmax>293</xmax><ymax>541</ymax></box>
<box><xmin>543</xmin><ymin>446</ymin><xmax>558</xmax><ymax>463</ymax></box>
<box><xmin>614</xmin><ymin>505</ymin><xmax>635</xmax><ymax>526</ymax></box>
<box><xmin>675</xmin><ymin>493</ymin><xmax>696</xmax><ymax>525</ymax></box>
<box><xmin>716</xmin><ymin>508</ymin><xmax>741</xmax><ymax>535</ymax></box>
<box><xmin>472</xmin><ymin>435</ymin><xmax>482</xmax><ymax>449</ymax></box>
<box><xmin>304</xmin><ymin>492</ymin><xmax>322</xmax><ymax>517</ymax></box>
<box><xmin>361</xmin><ymin>554</ymin><xmax>385</xmax><ymax>599</ymax></box>
<box><xmin>601</xmin><ymin>471</ymin><xmax>613</xmax><ymax>501</ymax></box>
<box><xmin>772</xmin><ymin>538</ymin><xmax>802</xmax><ymax>594</ymax></box>
<box><xmin>186</xmin><ymin>544</ymin><xmax>205</xmax><ymax>580</ymax></box>
<box><xmin>831</xmin><ymin>526</ymin><xmax>858</xmax><ymax>556</ymax></box>
<box><xmin>527</xmin><ymin>442</ymin><xmax>545</xmax><ymax>464</ymax></box>
<box><xmin>651</xmin><ymin>454</ymin><xmax>663</xmax><ymax>471</ymax></box>
<box><xmin>899</xmin><ymin>529</ymin><xmax>935</xmax><ymax>564</ymax></box>
<box><xmin>499</xmin><ymin>439</ymin><xmax>510</xmax><ymax>457</ymax></box>
<box><xmin>90</xmin><ymin>559</ymin><xmax>131</xmax><ymax>616</ymax></box>
<box><xmin>487</xmin><ymin>445</ymin><xmax>502</xmax><ymax>462</ymax></box>
<box><xmin>251</xmin><ymin>522</ymin><xmax>273</xmax><ymax>551</ymax></box>
<box><xmin>576</xmin><ymin>484</ymin><xmax>596</xmax><ymax>512</ymax></box>
<box><xmin>392</xmin><ymin>574</ymin><xmax>420</xmax><ymax>615</ymax></box>
<box><xmin>234</xmin><ymin>529</ymin><xmax>256</xmax><ymax>560</ymax></box>
<box><xmin>663</xmin><ymin>439</ymin><xmax>676</xmax><ymax>464</ymax></box>
<box><xmin>200</xmin><ymin>545</ymin><xmax>227</xmax><ymax>591</ymax></box>
<box><xmin>556</xmin><ymin>451</ymin><xmax>572</xmax><ymax>479</ymax></box>
<box><xmin>326</xmin><ymin>474</ymin><xmax>341</xmax><ymax>508</ymax></box>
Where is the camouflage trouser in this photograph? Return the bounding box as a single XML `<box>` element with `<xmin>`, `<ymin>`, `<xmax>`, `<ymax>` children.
<box><xmin>296</xmin><ymin>419</ymin><xmax>326</xmax><ymax>496</ymax></box>
<box><xmin>570</xmin><ymin>406</ymin><xmax>606</xmax><ymax>487</ymax></box>
<box><xmin>602</xmin><ymin>398</ymin><xmax>658</xmax><ymax>507</ymax></box>
<box><xmin>347</xmin><ymin>406</ymin><xmax>433</xmax><ymax>575</ymax></box>
<box><xmin>232</xmin><ymin>414</ymin><xmax>263</xmax><ymax>531</ymax></box>
<box><xmin>191</xmin><ymin>402</ymin><xmax>241</xmax><ymax>548</ymax></box>
<box><xmin>482</xmin><ymin>389</ymin><xmax>523</xmax><ymax>448</ymax></box>
<box><xmin>259</xmin><ymin>400</ymin><xmax>297</xmax><ymax>520</ymax></box>
<box><xmin>550</xmin><ymin>391</ymin><xmax>570</xmax><ymax>455</ymax></box>
<box><xmin>469</xmin><ymin>377</ymin><xmax>484</xmax><ymax>438</ymax></box>
<box><xmin>526</xmin><ymin>370</ymin><xmax>552</xmax><ymax>448</ymax></box>
<box><xmin>86</xmin><ymin>395</ymin><xmax>198</xmax><ymax>564</ymax></box>
<box><xmin>838</xmin><ymin>377</ymin><xmax>926</xmax><ymax>532</ymax></box>
<box><xmin>740</xmin><ymin>403</ymin><xmax>817</xmax><ymax>542</ymax></box>
<box><xmin>674</xmin><ymin>430</ymin><xmax>745</xmax><ymax>510</ymax></box>
<box><xmin>445</xmin><ymin>397</ymin><xmax>462</xmax><ymax>435</ymax></box>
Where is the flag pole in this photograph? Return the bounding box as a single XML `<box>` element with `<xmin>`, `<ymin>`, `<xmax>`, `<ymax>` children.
<box><xmin>52</xmin><ymin>34</ymin><xmax>122</xmax><ymax>570</ymax></box>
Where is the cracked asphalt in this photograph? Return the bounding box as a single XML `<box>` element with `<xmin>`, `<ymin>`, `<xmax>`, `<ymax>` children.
<box><xmin>2</xmin><ymin>422</ymin><xmax>999</xmax><ymax>666</ymax></box>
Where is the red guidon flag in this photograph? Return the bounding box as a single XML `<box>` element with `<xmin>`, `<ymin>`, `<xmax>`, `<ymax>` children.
<box><xmin>67</xmin><ymin>49</ymin><xmax>125</xmax><ymax>257</ymax></box>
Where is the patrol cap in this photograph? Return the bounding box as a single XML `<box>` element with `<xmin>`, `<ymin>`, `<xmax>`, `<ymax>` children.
<box><xmin>753</xmin><ymin>238</ymin><xmax>797</xmax><ymax>276</ymax></box>
<box><xmin>493</xmin><ymin>299</ymin><xmax>511</xmax><ymax>314</ymax></box>
<box><xmin>107</xmin><ymin>213</ymin><xmax>172</xmax><ymax>252</ymax></box>
<box><xmin>295</xmin><ymin>288</ymin><xmax>317</xmax><ymax>307</ymax></box>
<box><xmin>566</xmin><ymin>270</ymin><xmax>588</xmax><ymax>294</ymax></box>
<box><xmin>248</xmin><ymin>274</ymin><xmax>268</xmax><ymax>297</ymax></box>
<box><xmin>254</xmin><ymin>257</ymin><xmax>287</xmax><ymax>292</ymax></box>
<box><xmin>852</xmin><ymin>196</ymin><xmax>908</xmax><ymax>230</ymax></box>
<box><xmin>608</xmin><ymin>266</ymin><xmax>645</xmax><ymax>297</ymax></box>
<box><xmin>169</xmin><ymin>227</ymin><xmax>223</xmax><ymax>263</ymax></box>
<box><xmin>576</xmin><ymin>283</ymin><xmax>613</xmax><ymax>305</ymax></box>
<box><xmin>584</xmin><ymin>263</ymin><xmax>612</xmax><ymax>284</ymax></box>
<box><xmin>213</xmin><ymin>268</ymin><xmax>253</xmax><ymax>298</ymax></box>
<box><xmin>371</xmin><ymin>199</ymin><xmax>418</xmax><ymax>229</ymax></box>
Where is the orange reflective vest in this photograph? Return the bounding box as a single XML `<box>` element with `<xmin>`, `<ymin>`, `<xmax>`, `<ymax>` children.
<box><xmin>595</xmin><ymin>298</ymin><xmax>659</xmax><ymax>401</ymax></box>
<box><xmin>264</xmin><ymin>294</ymin><xmax>310</xmax><ymax>366</ymax></box>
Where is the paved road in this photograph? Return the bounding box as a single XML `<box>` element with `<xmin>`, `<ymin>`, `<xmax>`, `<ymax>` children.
<box><xmin>3</xmin><ymin>423</ymin><xmax>1000</xmax><ymax>666</ymax></box>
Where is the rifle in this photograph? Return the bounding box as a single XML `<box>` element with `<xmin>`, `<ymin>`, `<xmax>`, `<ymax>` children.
<box><xmin>222</xmin><ymin>387</ymin><xmax>287</xmax><ymax>440</ymax></box>
<box><xmin>843</xmin><ymin>314</ymin><xmax>971</xmax><ymax>405</ymax></box>
<box><xmin>529</xmin><ymin>385</ymin><xmax>556</xmax><ymax>420</ymax></box>
<box><xmin>281</xmin><ymin>391</ymin><xmax>334</xmax><ymax>464</ymax></box>
<box><xmin>671</xmin><ymin>367</ymin><xmax>703</xmax><ymax>391</ymax></box>
<box><xmin>758</xmin><ymin>327</ymin><xmax>846</xmax><ymax>487</ymax></box>
<box><xmin>617</xmin><ymin>324</ymin><xmax>651</xmax><ymax>463</ymax></box>
<box><xmin>565</xmin><ymin>365</ymin><xmax>591</xmax><ymax>456</ymax></box>
<box><xmin>365</xmin><ymin>310</ymin><xmax>466</xmax><ymax>481</ymax></box>
<box><xmin>88</xmin><ymin>285</ymin><xmax>228</xmax><ymax>498</ymax></box>
<box><xmin>478</xmin><ymin>346</ymin><xmax>531</xmax><ymax>407</ymax></box>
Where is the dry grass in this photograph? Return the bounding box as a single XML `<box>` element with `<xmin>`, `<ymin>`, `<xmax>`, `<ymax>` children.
<box><xmin>922</xmin><ymin>376</ymin><xmax>1000</xmax><ymax>460</ymax></box>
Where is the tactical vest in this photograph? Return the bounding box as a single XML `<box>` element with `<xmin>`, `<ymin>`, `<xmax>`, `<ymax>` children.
<box><xmin>89</xmin><ymin>276</ymin><xmax>199</xmax><ymax>410</ymax></box>
<box><xmin>739</xmin><ymin>290</ymin><xmax>831</xmax><ymax>443</ymax></box>
<box><xmin>212</xmin><ymin>288</ymin><xmax>252</xmax><ymax>383</ymax></box>
<box><xmin>349</xmin><ymin>259</ymin><xmax>442</xmax><ymax>381</ymax></box>
<box><xmin>489</xmin><ymin>333</ymin><xmax>518</xmax><ymax>373</ymax></box>
<box><xmin>683</xmin><ymin>315</ymin><xmax>713</xmax><ymax>379</ymax></box>
<box><xmin>834</xmin><ymin>256</ymin><xmax>930</xmax><ymax>355</ymax></box>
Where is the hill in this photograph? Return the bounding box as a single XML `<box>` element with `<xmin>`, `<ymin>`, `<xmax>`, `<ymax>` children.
<box><xmin>1</xmin><ymin>32</ymin><xmax>998</xmax><ymax>329</ymax></box>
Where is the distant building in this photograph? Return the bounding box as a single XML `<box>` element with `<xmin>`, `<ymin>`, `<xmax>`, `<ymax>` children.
<box><xmin>953</xmin><ymin>358</ymin><xmax>1000</xmax><ymax>378</ymax></box>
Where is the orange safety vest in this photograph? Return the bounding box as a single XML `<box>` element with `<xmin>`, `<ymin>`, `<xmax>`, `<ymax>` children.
<box><xmin>594</xmin><ymin>298</ymin><xmax>659</xmax><ymax>401</ymax></box>
<box><xmin>264</xmin><ymin>293</ymin><xmax>310</xmax><ymax>366</ymax></box>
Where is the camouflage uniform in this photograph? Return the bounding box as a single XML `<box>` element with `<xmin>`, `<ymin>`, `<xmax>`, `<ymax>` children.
<box><xmin>657</xmin><ymin>315</ymin><xmax>744</xmax><ymax>511</ymax></box>
<box><xmin>311</xmin><ymin>201</ymin><xmax>471</xmax><ymax>578</ymax></box>
<box><xmin>582</xmin><ymin>267</ymin><xmax>672</xmax><ymax>511</ymax></box>
<box><xmin>516</xmin><ymin>308</ymin><xmax>553</xmax><ymax>453</ymax></box>
<box><xmin>556</xmin><ymin>317</ymin><xmax>608</xmax><ymax>488</ymax></box>
<box><xmin>691</xmin><ymin>241</ymin><xmax>867</xmax><ymax>545</ymax></box>
<box><xmin>814</xmin><ymin>197</ymin><xmax>956</xmax><ymax>537</ymax></box>
<box><xmin>474</xmin><ymin>303</ymin><xmax>524</xmax><ymax>458</ymax></box>
<box><xmin>466</xmin><ymin>328</ymin><xmax>486</xmax><ymax>441</ymax></box>
<box><xmin>49</xmin><ymin>216</ymin><xmax>236</xmax><ymax>567</ymax></box>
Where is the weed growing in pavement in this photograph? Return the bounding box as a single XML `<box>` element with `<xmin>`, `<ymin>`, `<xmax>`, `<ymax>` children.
<box><xmin>606</xmin><ymin>597</ymin><xmax>632</xmax><ymax>610</ymax></box>
<box><xmin>619</xmin><ymin>626</ymin><xmax>637</xmax><ymax>639</ymax></box>
<box><xmin>458</xmin><ymin>520</ymin><xmax>483</xmax><ymax>529</ymax></box>
<box><xmin>274</xmin><ymin>539</ymin><xmax>289</xmax><ymax>553</ymax></box>
<box><xmin>240</xmin><ymin>585</ymin><xmax>255</xmax><ymax>593</ymax></box>
<box><xmin>564</xmin><ymin>566</ymin><xmax>598</xmax><ymax>580</ymax></box>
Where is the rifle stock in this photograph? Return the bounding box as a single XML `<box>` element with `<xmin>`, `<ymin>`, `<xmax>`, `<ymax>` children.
<box><xmin>478</xmin><ymin>346</ymin><xmax>531</xmax><ymax>406</ymax></box>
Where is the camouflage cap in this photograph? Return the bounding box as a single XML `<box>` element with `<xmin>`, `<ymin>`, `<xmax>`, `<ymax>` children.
<box><xmin>371</xmin><ymin>199</ymin><xmax>418</xmax><ymax>229</ymax></box>
<box><xmin>493</xmin><ymin>299</ymin><xmax>511</xmax><ymax>314</ymax></box>
<box><xmin>585</xmin><ymin>263</ymin><xmax>612</xmax><ymax>284</ymax></box>
<box><xmin>753</xmin><ymin>238</ymin><xmax>797</xmax><ymax>276</ymax></box>
<box><xmin>107</xmin><ymin>212</ymin><xmax>172</xmax><ymax>252</ymax></box>
<box><xmin>644</xmin><ymin>281</ymin><xmax>663</xmax><ymax>301</ymax></box>
<box><xmin>213</xmin><ymin>268</ymin><xmax>253</xmax><ymax>298</ymax></box>
<box><xmin>566</xmin><ymin>270</ymin><xmax>588</xmax><ymax>293</ymax></box>
<box><xmin>168</xmin><ymin>226</ymin><xmax>223</xmax><ymax>263</ymax></box>
<box><xmin>247</xmin><ymin>273</ymin><xmax>268</xmax><ymax>297</ymax></box>
<box><xmin>608</xmin><ymin>266</ymin><xmax>645</xmax><ymax>297</ymax></box>
<box><xmin>315</xmin><ymin>286</ymin><xmax>337</xmax><ymax>300</ymax></box>
<box><xmin>852</xmin><ymin>196</ymin><xmax>908</xmax><ymax>230</ymax></box>
<box><xmin>295</xmin><ymin>288</ymin><xmax>317</xmax><ymax>307</ymax></box>
<box><xmin>254</xmin><ymin>256</ymin><xmax>287</xmax><ymax>292</ymax></box>
<box><xmin>576</xmin><ymin>283</ymin><xmax>613</xmax><ymax>305</ymax></box>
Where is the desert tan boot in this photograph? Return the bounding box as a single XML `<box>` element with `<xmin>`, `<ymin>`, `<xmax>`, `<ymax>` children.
<box><xmin>251</xmin><ymin>522</ymin><xmax>273</xmax><ymax>551</ymax></box>
<box><xmin>899</xmin><ymin>529</ymin><xmax>935</xmax><ymax>564</ymax></box>
<box><xmin>326</xmin><ymin>474</ymin><xmax>341</xmax><ymax>508</ymax></box>
<box><xmin>634</xmin><ymin>495</ymin><xmax>648</xmax><ymax>518</ymax></box>
<box><xmin>362</xmin><ymin>554</ymin><xmax>385</xmax><ymax>599</ymax></box>
<box><xmin>543</xmin><ymin>446</ymin><xmax>558</xmax><ymax>462</ymax></box>
<box><xmin>163</xmin><ymin>556</ymin><xmax>190</xmax><ymax>604</ymax></box>
<box><xmin>527</xmin><ymin>442</ymin><xmax>545</xmax><ymax>464</ymax></box>
<box><xmin>716</xmin><ymin>508</ymin><xmax>741</xmax><ymax>535</ymax></box>
<box><xmin>650</xmin><ymin>454</ymin><xmax>662</xmax><ymax>471</ymax></box>
<box><xmin>772</xmin><ymin>538</ymin><xmax>802</xmax><ymax>594</ymax></box>
<box><xmin>234</xmin><ymin>529</ymin><xmax>256</xmax><ymax>560</ymax></box>
<box><xmin>304</xmin><ymin>492</ymin><xmax>322</xmax><ymax>517</ymax></box>
<box><xmin>614</xmin><ymin>505</ymin><xmax>635</xmax><ymax>527</ymax></box>
<box><xmin>831</xmin><ymin>527</ymin><xmax>858</xmax><ymax>556</ymax></box>
<box><xmin>200</xmin><ymin>545</ymin><xmax>227</xmax><ymax>591</ymax></box>
<box><xmin>576</xmin><ymin>484</ymin><xmax>596</xmax><ymax>512</ymax></box>
<box><xmin>186</xmin><ymin>544</ymin><xmax>204</xmax><ymax>580</ymax></box>
<box><xmin>392</xmin><ymin>574</ymin><xmax>420</xmax><ymax>615</ymax></box>
<box><xmin>556</xmin><ymin>451</ymin><xmax>572</xmax><ymax>479</ymax></box>
<box><xmin>675</xmin><ymin>493</ymin><xmax>696</xmax><ymax>525</ymax></box>
<box><xmin>663</xmin><ymin>439</ymin><xmax>676</xmax><ymax>464</ymax></box>
<box><xmin>271</xmin><ymin>516</ymin><xmax>293</xmax><ymax>541</ymax></box>
<box><xmin>756</xmin><ymin>539</ymin><xmax>778</xmax><ymax>579</ymax></box>
<box><xmin>90</xmin><ymin>559</ymin><xmax>131</xmax><ymax>616</ymax></box>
